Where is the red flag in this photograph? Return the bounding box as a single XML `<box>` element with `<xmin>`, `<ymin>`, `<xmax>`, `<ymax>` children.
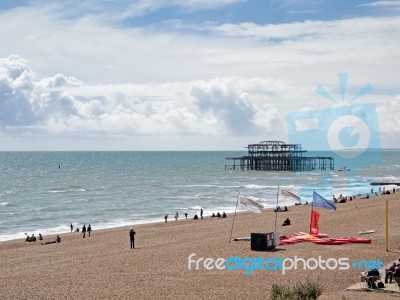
<box><xmin>310</xmin><ymin>210</ymin><xmax>320</xmax><ymax>235</ymax></box>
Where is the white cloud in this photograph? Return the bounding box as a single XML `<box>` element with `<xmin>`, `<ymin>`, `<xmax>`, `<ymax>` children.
<box><xmin>0</xmin><ymin>55</ymin><xmax>35</xmax><ymax>126</ymax></box>
<box><xmin>377</xmin><ymin>95</ymin><xmax>400</xmax><ymax>133</ymax></box>
<box><xmin>0</xmin><ymin>3</ymin><xmax>399</xmax><ymax>149</ymax></box>
<box><xmin>2</xmin><ymin>5</ymin><xmax>399</xmax><ymax>88</ymax></box>
<box><xmin>0</xmin><ymin>55</ymin><xmax>286</xmax><ymax>146</ymax></box>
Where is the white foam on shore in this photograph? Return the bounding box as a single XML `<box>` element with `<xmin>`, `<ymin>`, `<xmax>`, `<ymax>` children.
<box><xmin>0</xmin><ymin>202</ymin><xmax>273</xmax><ymax>242</ymax></box>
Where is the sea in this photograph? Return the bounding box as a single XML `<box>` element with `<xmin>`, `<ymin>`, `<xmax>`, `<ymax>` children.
<box><xmin>0</xmin><ymin>150</ymin><xmax>399</xmax><ymax>242</ymax></box>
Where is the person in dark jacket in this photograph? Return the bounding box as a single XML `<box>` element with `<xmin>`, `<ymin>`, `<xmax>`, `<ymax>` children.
<box><xmin>385</xmin><ymin>262</ymin><xmax>397</xmax><ymax>283</ymax></box>
<box><xmin>282</xmin><ymin>217</ymin><xmax>291</xmax><ymax>226</ymax></box>
<box><xmin>82</xmin><ymin>225</ymin><xmax>86</xmax><ymax>238</ymax></box>
<box><xmin>366</xmin><ymin>268</ymin><xmax>380</xmax><ymax>288</ymax></box>
<box><xmin>87</xmin><ymin>224</ymin><xmax>92</xmax><ymax>237</ymax></box>
<box><xmin>129</xmin><ymin>228</ymin><xmax>136</xmax><ymax>249</ymax></box>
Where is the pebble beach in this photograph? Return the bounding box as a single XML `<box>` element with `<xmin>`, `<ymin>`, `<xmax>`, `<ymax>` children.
<box><xmin>1</xmin><ymin>192</ymin><xmax>400</xmax><ymax>299</ymax></box>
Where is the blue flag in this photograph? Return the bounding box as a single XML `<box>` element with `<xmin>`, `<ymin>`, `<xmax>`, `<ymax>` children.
<box><xmin>313</xmin><ymin>191</ymin><xmax>336</xmax><ymax>211</ymax></box>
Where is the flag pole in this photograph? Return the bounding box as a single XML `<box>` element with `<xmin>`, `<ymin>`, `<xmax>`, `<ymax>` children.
<box><xmin>309</xmin><ymin>191</ymin><xmax>314</xmax><ymax>234</ymax></box>
<box><xmin>228</xmin><ymin>191</ymin><xmax>240</xmax><ymax>243</ymax></box>
<box><xmin>385</xmin><ymin>200</ymin><xmax>389</xmax><ymax>251</ymax></box>
<box><xmin>274</xmin><ymin>185</ymin><xmax>280</xmax><ymax>232</ymax></box>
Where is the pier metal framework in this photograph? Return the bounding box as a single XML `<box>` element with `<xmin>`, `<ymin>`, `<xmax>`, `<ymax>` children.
<box><xmin>225</xmin><ymin>141</ymin><xmax>334</xmax><ymax>171</ymax></box>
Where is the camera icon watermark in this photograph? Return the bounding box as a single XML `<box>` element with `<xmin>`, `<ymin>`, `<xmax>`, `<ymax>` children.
<box><xmin>286</xmin><ymin>73</ymin><xmax>381</xmax><ymax>167</ymax></box>
<box><xmin>287</xmin><ymin>104</ymin><xmax>380</xmax><ymax>160</ymax></box>
<box><xmin>286</xmin><ymin>73</ymin><xmax>382</xmax><ymax>198</ymax></box>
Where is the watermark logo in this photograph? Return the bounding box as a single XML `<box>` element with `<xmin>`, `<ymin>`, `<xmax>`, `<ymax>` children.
<box><xmin>286</xmin><ymin>73</ymin><xmax>381</xmax><ymax>161</ymax></box>
<box><xmin>286</xmin><ymin>73</ymin><xmax>382</xmax><ymax>198</ymax></box>
<box><xmin>351</xmin><ymin>259</ymin><xmax>383</xmax><ymax>270</ymax></box>
<box><xmin>188</xmin><ymin>253</ymin><xmax>383</xmax><ymax>275</ymax></box>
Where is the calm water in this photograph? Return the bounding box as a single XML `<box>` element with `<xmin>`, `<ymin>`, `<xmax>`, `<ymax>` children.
<box><xmin>0</xmin><ymin>150</ymin><xmax>399</xmax><ymax>242</ymax></box>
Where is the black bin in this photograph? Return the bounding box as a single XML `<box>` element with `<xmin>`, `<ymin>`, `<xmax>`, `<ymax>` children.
<box><xmin>251</xmin><ymin>232</ymin><xmax>268</xmax><ymax>251</ymax></box>
<box><xmin>251</xmin><ymin>232</ymin><xmax>275</xmax><ymax>251</ymax></box>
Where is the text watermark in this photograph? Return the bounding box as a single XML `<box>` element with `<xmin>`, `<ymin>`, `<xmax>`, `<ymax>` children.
<box><xmin>188</xmin><ymin>253</ymin><xmax>383</xmax><ymax>275</ymax></box>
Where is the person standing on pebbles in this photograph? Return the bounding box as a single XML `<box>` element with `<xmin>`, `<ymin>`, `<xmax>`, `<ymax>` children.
<box><xmin>129</xmin><ymin>227</ymin><xmax>136</xmax><ymax>249</ymax></box>
<box><xmin>87</xmin><ymin>224</ymin><xmax>92</xmax><ymax>237</ymax></box>
<box><xmin>82</xmin><ymin>224</ymin><xmax>86</xmax><ymax>238</ymax></box>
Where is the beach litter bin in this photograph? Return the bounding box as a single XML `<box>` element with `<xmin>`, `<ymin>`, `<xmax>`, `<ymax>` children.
<box><xmin>274</xmin><ymin>232</ymin><xmax>280</xmax><ymax>247</ymax></box>
<box><xmin>251</xmin><ymin>232</ymin><xmax>279</xmax><ymax>251</ymax></box>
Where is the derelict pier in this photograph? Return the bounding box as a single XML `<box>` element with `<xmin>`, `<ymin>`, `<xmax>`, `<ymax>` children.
<box><xmin>225</xmin><ymin>141</ymin><xmax>334</xmax><ymax>171</ymax></box>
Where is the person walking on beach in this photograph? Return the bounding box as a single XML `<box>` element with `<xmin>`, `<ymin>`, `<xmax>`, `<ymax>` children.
<box><xmin>175</xmin><ymin>212</ymin><xmax>179</xmax><ymax>221</ymax></box>
<box><xmin>200</xmin><ymin>208</ymin><xmax>203</xmax><ymax>219</ymax></box>
<box><xmin>164</xmin><ymin>214</ymin><xmax>168</xmax><ymax>223</ymax></box>
<box><xmin>82</xmin><ymin>224</ymin><xmax>86</xmax><ymax>238</ymax></box>
<box><xmin>87</xmin><ymin>224</ymin><xmax>92</xmax><ymax>237</ymax></box>
<box><xmin>129</xmin><ymin>227</ymin><xmax>136</xmax><ymax>249</ymax></box>
<box><xmin>70</xmin><ymin>223</ymin><xmax>73</xmax><ymax>232</ymax></box>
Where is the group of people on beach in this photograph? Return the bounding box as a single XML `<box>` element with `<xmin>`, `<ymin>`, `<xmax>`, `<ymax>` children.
<box><xmin>377</xmin><ymin>186</ymin><xmax>398</xmax><ymax>195</ymax></box>
<box><xmin>274</xmin><ymin>206</ymin><xmax>289</xmax><ymax>212</ymax></box>
<box><xmin>25</xmin><ymin>233</ymin><xmax>43</xmax><ymax>242</ymax></box>
<box><xmin>25</xmin><ymin>223</ymin><xmax>90</xmax><ymax>245</ymax></box>
<box><xmin>164</xmin><ymin>209</ymin><xmax>230</xmax><ymax>222</ymax></box>
<box><xmin>25</xmin><ymin>222</ymin><xmax>93</xmax><ymax>247</ymax></box>
<box><xmin>384</xmin><ymin>261</ymin><xmax>400</xmax><ymax>284</ymax></box>
<box><xmin>211</xmin><ymin>212</ymin><xmax>227</xmax><ymax>218</ymax></box>
<box><xmin>164</xmin><ymin>208</ymin><xmax>206</xmax><ymax>222</ymax></box>
<box><xmin>25</xmin><ymin>223</ymin><xmax>92</xmax><ymax>246</ymax></box>
<box><xmin>70</xmin><ymin>223</ymin><xmax>92</xmax><ymax>238</ymax></box>
<box><xmin>362</xmin><ymin>259</ymin><xmax>400</xmax><ymax>289</ymax></box>
<box><xmin>333</xmin><ymin>186</ymin><xmax>400</xmax><ymax>203</ymax></box>
<box><xmin>25</xmin><ymin>232</ymin><xmax>61</xmax><ymax>245</ymax></box>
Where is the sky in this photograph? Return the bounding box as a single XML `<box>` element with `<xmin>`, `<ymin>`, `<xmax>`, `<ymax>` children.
<box><xmin>0</xmin><ymin>0</ymin><xmax>399</xmax><ymax>151</ymax></box>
